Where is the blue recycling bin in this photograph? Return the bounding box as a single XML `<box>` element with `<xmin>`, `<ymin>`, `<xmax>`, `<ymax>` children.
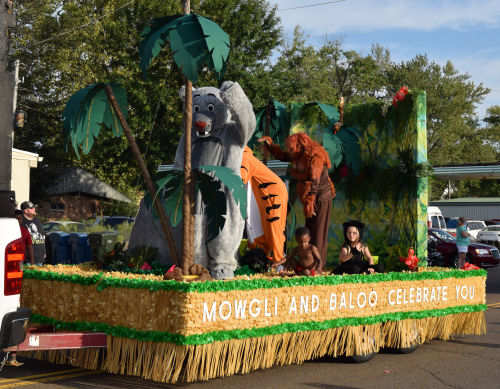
<box><xmin>68</xmin><ymin>233</ymin><xmax>92</xmax><ymax>264</ymax></box>
<box><xmin>49</xmin><ymin>232</ymin><xmax>71</xmax><ymax>265</ymax></box>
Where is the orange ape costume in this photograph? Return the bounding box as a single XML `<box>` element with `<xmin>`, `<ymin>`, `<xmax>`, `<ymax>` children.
<box><xmin>261</xmin><ymin>134</ymin><xmax>335</xmax><ymax>270</ymax></box>
<box><xmin>240</xmin><ymin>146</ymin><xmax>288</xmax><ymax>263</ymax></box>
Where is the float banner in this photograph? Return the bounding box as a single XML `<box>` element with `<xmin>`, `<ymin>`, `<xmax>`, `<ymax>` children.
<box><xmin>21</xmin><ymin>266</ymin><xmax>486</xmax><ymax>344</ymax></box>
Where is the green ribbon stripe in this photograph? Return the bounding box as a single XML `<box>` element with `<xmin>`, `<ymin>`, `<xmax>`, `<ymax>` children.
<box><xmin>23</xmin><ymin>268</ymin><xmax>487</xmax><ymax>293</ymax></box>
<box><xmin>30</xmin><ymin>303</ymin><xmax>486</xmax><ymax>346</ymax></box>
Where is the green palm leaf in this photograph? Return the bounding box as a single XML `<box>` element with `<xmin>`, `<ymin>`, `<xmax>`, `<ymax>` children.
<box><xmin>145</xmin><ymin>170</ymin><xmax>184</xmax><ymax>227</ymax></box>
<box><xmin>62</xmin><ymin>82</ymin><xmax>127</xmax><ymax>157</ymax></box>
<box><xmin>322</xmin><ymin>131</ymin><xmax>344</xmax><ymax>170</ymax></box>
<box><xmin>337</xmin><ymin>126</ymin><xmax>362</xmax><ymax>175</ymax></box>
<box><xmin>146</xmin><ymin>166</ymin><xmax>245</xmax><ymax>242</ymax></box>
<box><xmin>249</xmin><ymin>100</ymin><xmax>289</xmax><ymax>148</ymax></box>
<box><xmin>194</xmin><ymin>170</ymin><xmax>227</xmax><ymax>243</ymax></box>
<box><xmin>139</xmin><ymin>13</ymin><xmax>230</xmax><ymax>83</ymax></box>
<box><xmin>198</xmin><ymin>165</ymin><xmax>247</xmax><ymax>219</ymax></box>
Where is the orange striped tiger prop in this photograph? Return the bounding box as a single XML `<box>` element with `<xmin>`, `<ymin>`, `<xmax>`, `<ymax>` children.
<box><xmin>240</xmin><ymin>146</ymin><xmax>288</xmax><ymax>263</ymax></box>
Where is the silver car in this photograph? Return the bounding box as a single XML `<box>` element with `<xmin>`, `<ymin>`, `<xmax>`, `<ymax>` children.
<box><xmin>476</xmin><ymin>225</ymin><xmax>500</xmax><ymax>250</ymax></box>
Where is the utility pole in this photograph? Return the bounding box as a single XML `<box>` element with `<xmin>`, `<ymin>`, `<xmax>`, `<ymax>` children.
<box><xmin>0</xmin><ymin>0</ymin><xmax>16</xmax><ymax>193</ymax></box>
<box><xmin>12</xmin><ymin>58</ymin><xmax>19</xmax><ymax>113</ymax></box>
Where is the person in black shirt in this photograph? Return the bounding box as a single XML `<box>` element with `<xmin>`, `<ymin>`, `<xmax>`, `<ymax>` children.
<box><xmin>20</xmin><ymin>201</ymin><xmax>46</xmax><ymax>266</ymax></box>
<box><xmin>333</xmin><ymin>220</ymin><xmax>383</xmax><ymax>275</ymax></box>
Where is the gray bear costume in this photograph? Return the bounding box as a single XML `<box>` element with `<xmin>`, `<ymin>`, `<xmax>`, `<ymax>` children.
<box><xmin>128</xmin><ymin>81</ymin><xmax>255</xmax><ymax>279</ymax></box>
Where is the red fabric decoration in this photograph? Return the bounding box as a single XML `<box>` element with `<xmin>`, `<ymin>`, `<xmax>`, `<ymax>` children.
<box><xmin>399</xmin><ymin>247</ymin><xmax>419</xmax><ymax>270</ymax></box>
<box><xmin>461</xmin><ymin>262</ymin><xmax>480</xmax><ymax>270</ymax></box>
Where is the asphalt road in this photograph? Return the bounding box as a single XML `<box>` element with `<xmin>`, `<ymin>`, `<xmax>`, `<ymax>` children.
<box><xmin>1</xmin><ymin>267</ymin><xmax>499</xmax><ymax>389</ymax></box>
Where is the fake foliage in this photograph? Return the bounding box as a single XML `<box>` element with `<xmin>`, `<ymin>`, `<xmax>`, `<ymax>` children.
<box><xmin>62</xmin><ymin>82</ymin><xmax>127</xmax><ymax>157</ymax></box>
<box><xmin>249</xmin><ymin>100</ymin><xmax>289</xmax><ymax>149</ymax></box>
<box><xmin>145</xmin><ymin>165</ymin><xmax>247</xmax><ymax>244</ymax></box>
<box><xmin>139</xmin><ymin>13</ymin><xmax>230</xmax><ymax>83</ymax></box>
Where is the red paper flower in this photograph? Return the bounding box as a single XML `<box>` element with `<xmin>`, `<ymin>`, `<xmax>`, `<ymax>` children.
<box><xmin>392</xmin><ymin>86</ymin><xmax>408</xmax><ymax>107</ymax></box>
<box><xmin>396</xmin><ymin>86</ymin><xmax>408</xmax><ymax>101</ymax></box>
<box><xmin>140</xmin><ymin>262</ymin><xmax>152</xmax><ymax>271</ymax></box>
<box><xmin>339</xmin><ymin>165</ymin><xmax>349</xmax><ymax>178</ymax></box>
<box><xmin>399</xmin><ymin>247</ymin><xmax>419</xmax><ymax>270</ymax></box>
<box><xmin>461</xmin><ymin>262</ymin><xmax>479</xmax><ymax>270</ymax></box>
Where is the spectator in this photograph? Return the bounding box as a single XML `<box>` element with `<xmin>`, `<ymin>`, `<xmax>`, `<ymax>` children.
<box><xmin>14</xmin><ymin>209</ymin><xmax>34</xmax><ymax>265</ymax></box>
<box><xmin>456</xmin><ymin>217</ymin><xmax>470</xmax><ymax>268</ymax></box>
<box><xmin>20</xmin><ymin>201</ymin><xmax>45</xmax><ymax>266</ymax></box>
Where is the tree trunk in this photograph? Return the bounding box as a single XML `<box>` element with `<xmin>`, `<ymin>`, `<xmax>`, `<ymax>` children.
<box><xmin>104</xmin><ymin>84</ymin><xmax>180</xmax><ymax>265</ymax></box>
<box><xmin>182</xmin><ymin>0</ymin><xmax>195</xmax><ymax>275</ymax></box>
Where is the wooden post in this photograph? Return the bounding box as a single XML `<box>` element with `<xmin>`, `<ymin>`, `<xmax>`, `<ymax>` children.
<box><xmin>182</xmin><ymin>0</ymin><xmax>195</xmax><ymax>274</ymax></box>
<box><xmin>104</xmin><ymin>84</ymin><xmax>180</xmax><ymax>265</ymax></box>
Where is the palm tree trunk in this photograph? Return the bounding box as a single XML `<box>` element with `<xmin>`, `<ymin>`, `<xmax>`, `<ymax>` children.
<box><xmin>104</xmin><ymin>84</ymin><xmax>180</xmax><ymax>265</ymax></box>
<box><xmin>182</xmin><ymin>0</ymin><xmax>195</xmax><ymax>274</ymax></box>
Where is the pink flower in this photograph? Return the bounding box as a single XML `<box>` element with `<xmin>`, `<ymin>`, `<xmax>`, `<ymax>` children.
<box><xmin>140</xmin><ymin>262</ymin><xmax>152</xmax><ymax>271</ymax></box>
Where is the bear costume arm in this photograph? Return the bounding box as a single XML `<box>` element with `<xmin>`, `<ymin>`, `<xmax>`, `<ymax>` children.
<box><xmin>220</xmin><ymin>81</ymin><xmax>256</xmax><ymax>147</ymax></box>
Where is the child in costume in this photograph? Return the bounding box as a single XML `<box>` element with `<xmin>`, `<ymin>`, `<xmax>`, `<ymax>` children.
<box><xmin>274</xmin><ymin>227</ymin><xmax>321</xmax><ymax>276</ymax></box>
<box><xmin>334</xmin><ymin>220</ymin><xmax>383</xmax><ymax>275</ymax></box>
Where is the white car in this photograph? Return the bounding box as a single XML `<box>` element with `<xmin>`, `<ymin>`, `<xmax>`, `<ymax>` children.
<box><xmin>466</xmin><ymin>220</ymin><xmax>487</xmax><ymax>241</ymax></box>
<box><xmin>476</xmin><ymin>225</ymin><xmax>500</xmax><ymax>250</ymax></box>
<box><xmin>444</xmin><ymin>219</ymin><xmax>485</xmax><ymax>242</ymax></box>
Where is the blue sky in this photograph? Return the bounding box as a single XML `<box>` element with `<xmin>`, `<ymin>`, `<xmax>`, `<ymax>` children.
<box><xmin>270</xmin><ymin>0</ymin><xmax>500</xmax><ymax>122</ymax></box>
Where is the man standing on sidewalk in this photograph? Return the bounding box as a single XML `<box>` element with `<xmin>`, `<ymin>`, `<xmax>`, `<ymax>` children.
<box><xmin>20</xmin><ymin>200</ymin><xmax>46</xmax><ymax>265</ymax></box>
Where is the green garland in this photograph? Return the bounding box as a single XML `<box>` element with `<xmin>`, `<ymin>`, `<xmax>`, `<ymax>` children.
<box><xmin>23</xmin><ymin>268</ymin><xmax>487</xmax><ymax>293</ymax></box>
<box><xmin>30</xmin><ymin>303</ymin><xmax>486</xmax><ymax>346</ymax></box>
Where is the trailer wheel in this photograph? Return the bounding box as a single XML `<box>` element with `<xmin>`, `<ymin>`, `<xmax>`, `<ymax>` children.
<box><xmin>350</xmin><ymin>333</ymin><xmax>378</xmax><ymax>363</ymax></box>
<box><xmin>396</xmin><ymin>343</ymin><xmax>419</xmax><ymax>354</ymax></box>
<box><xmin>351</xmin><ymin>351</ymin><xmax>377</xmax><ymax>363</ymax></box>
<box><xmin>395</xmin><ymin>324</ymin><xmax>420</xmax><ymax>354</ymax></box>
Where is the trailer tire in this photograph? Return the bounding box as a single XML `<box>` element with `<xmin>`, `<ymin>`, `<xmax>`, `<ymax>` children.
<box><xmin>351</xmin><ymin>351</ymin><xmax>377</xmax><ymax>363</ymax></box>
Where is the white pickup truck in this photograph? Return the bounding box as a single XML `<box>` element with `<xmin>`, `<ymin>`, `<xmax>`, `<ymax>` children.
<box><xmin>0</xmin><ymin>217</ymin><xmax>31</xmax><ymax>353</ymax></box>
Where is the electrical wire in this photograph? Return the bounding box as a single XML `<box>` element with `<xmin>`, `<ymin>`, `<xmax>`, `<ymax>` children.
<box><xmin>279</xmin><ymin>0</ymin><xmax>349</xmax><ymax>12</ymax></box>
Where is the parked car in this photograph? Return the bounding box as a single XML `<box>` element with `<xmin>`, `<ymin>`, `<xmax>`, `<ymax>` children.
<box><xmin>485</xmin><ymin>220</ymin><xmax>500</xmax><ymax>226</ymax></box>
<box><xmin>442</xmin><ymin>219</ymin><xmax>486</xmax><ymax>241</ymax></box>
<box><xmin>428</xmin><ymin>228</ymin><xmax>500</xmax><ymax>268</ymax></box>
<box><xmin>444</xmin><ymin>217</ymin><xmax>459</xmax><ymax>236</ymax></box>
<box><xmin>476</xmin><ymin>225</ymin><xmax>500</xmax><ymax>250</ymax></box>
<box><xmin>427</xmin><ymin>206</ymin><xmax>446</xmax><ymax>229</ymax></box>
<box><xmin>93</xmin><ymin>216</ymin><xmax>135</xmax><ymax>229</ymax></box>
<box><xmin>42</xmin><ymin>220</ymin><xmax>86</xmax><ymax>232</ymax></box>
<box><xmin>465</xmin><ymin>220</ymin><xmax>486</xmax><ymax>241</ymax></box>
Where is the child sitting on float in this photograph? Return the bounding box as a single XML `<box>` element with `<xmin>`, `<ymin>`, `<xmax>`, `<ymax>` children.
<box><xmin>273</xmin><ymin>227</ymin><xmax>321</xmax><ymax>276</ymax></box>
<box><xmin>333</xmin><ymin>220</ymin><xmax>383</xmax><ymax>275</ymax></box>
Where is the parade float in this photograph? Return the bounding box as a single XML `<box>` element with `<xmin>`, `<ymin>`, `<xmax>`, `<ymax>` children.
<box><xmin>15</xmin><ymin>5</ymin><xmax>487</xmax><ymax>385</ymax></box>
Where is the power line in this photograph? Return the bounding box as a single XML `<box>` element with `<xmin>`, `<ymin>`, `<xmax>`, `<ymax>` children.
<box><xmin>25</xmin><ymin>0</ymin><xmax>135</xmax><ymax>49</ymax></box>
<box><xmin>279</xmin><ymin>0</ymin><xmax>348</xmax><ymax>12</ymax></box>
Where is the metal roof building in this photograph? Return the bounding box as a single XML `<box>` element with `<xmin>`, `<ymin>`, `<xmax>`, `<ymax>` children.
<box><xmin>429</xmin><ymin>198</ymin><xmax>500</xmax><ymax>221</ymax></box>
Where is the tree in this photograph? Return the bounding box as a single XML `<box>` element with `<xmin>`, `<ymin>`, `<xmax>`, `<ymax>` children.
<box><xmin>386</xmin><ymin>56</ymin><xmax>490</xmax><ymax>166</ymax></box>
<box><xmin>10</xmin><ymin>0</ymin><xmax>282</xmax><ymax>201</ymax></box>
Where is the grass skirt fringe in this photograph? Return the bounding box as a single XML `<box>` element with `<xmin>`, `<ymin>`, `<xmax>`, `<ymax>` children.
<box><xmin>19</xmin><ymin>311</ymin><xmax>485</xmax><ymax>383</ymax></box>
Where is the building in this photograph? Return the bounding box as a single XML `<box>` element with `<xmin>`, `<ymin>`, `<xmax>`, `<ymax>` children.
<box><xmin>11</xmin><ymin>148</ymin><xmax>42</xmax><ymax>206</ymax></box>
<box><xmin>429</xmin><ymin>198</ymin><xmax>500</xmax><ymax>221</ymax></box>
<box><xmin>32</xmin><ymin>167</ymin><xmax>131</xmax><ymax>220</ymax></box>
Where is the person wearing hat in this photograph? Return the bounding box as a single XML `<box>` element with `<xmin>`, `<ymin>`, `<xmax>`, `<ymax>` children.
<box><xmin>333</xmin><ymin>220</ymin><xmax>382</xmax><ymax>275</ymax></box>
<box><xmin>20</xmin><ymin>201</ymin><xmax>46</xmax><ymax>266</ymax></box>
